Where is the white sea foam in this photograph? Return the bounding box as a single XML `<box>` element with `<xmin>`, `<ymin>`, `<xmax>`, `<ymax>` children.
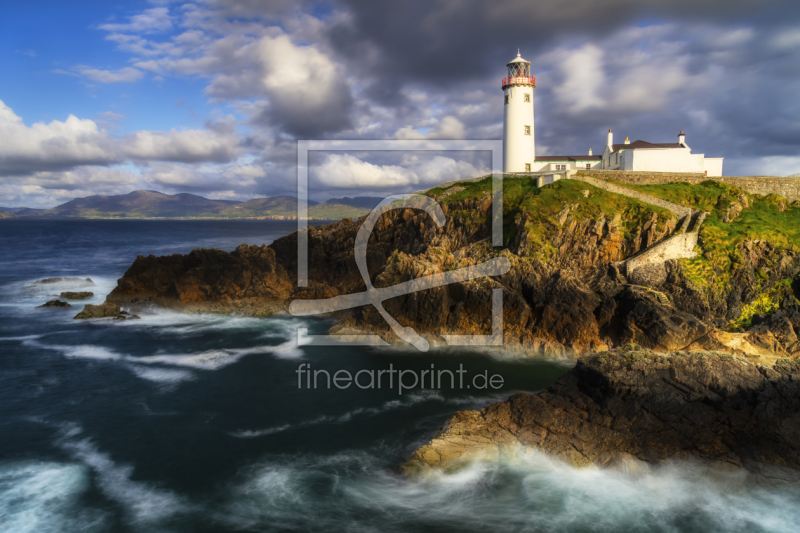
<box><xmin>0</xmin><ymin>461</ymin><xmax>108</xmax><ymax>533</ymax></box>
<box><xmin>217</xmin><ymin>449</ymin><xmax>800</xmax><ymax>533</ymax></box>
<box><xmin>268</xmin><ymin>340</ymin><xmax>305</xmax><ymax>359</ymax></box>
<box><xmin>230</xmin><ymin>390</ymin><xmax>447</xmax><ymax>439</ymax></box>
<box><xmin>128</xmin><ymin>365</ymin><xmax>195</xmax><ymax>384</ymax></box>
<box><xmin>55</xmin><ymin>426</ymin><xmax>190</xmax><ymax>526</ymax></box>
<box><xmin>136</xmin><ymin>343</ymin><xmax>287</xmax><ymax>369</ymax></box>
<box><xmin>26</xmin><ymin>339</ymin><xmax>303</xmax><ymax>375</ymax></box>
<box><xmin>230</xmin><ymin>425</ymin><xmax>293</xmax><ymax>438</ymax></box>
<box><xmin>0</xmin><ymin>334</ymin><xmax>43</xmax><ymax>342</ymax></box>
<box><xmin>120</xmin><ymin>308</ymin><xmax>310</xmax><ymax>339</ymax></box>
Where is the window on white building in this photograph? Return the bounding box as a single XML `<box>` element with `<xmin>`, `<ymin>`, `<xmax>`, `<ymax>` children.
<box><xmin>524</xmin><ymin>93</ymin><xmax>530</xmax><ymax>102</ymax></box>
<box><xmin>524</xmin><ymin>125</ymin><xmax>531</xmax><ymax>135</ymax></box>
<box><xmin>586</xmin><ymin>164</ymin><xmax>591</xmax><ymax>169</ymax></box>
<box><xmin>504</xmin><ymin>95</ymin><xmax>509</xmax><ymax>104</ymax></box>
<box><xmin>525</xmin><ymin>163</ymin><xmax>531</xmax><ymax>172</ymax></box>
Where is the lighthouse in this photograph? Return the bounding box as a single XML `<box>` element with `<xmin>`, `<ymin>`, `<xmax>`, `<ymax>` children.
<box><xmin>502</xmin><ymin>51</ymin><xmax>536</xmax><ymax>173</ymax></box>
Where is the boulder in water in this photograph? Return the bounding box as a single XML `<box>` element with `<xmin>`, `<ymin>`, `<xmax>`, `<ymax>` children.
<box><xmin>35</xmin><ymin>277</ymin><xmax>94</xmax><ymax>286</ymax></box>
<box><xmin>74</xmin><ymin>301</ymin><xmax>120</xmax><ymax>319</ymax></box>
<box><xmin>60</xmin><ymin>291</ymin><xmax>94</xmax><ymax>300</ymax></box>
<box><xmin>38</xmin><ymin>299</ymin><xmax>71</xmax><ymax>308</ymax></box>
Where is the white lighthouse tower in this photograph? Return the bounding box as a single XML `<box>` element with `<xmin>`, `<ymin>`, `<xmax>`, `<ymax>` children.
<box><xmin>502</xmin><ymin>51</ymin><xmax>536</xmax><ymax>173</ymax></box>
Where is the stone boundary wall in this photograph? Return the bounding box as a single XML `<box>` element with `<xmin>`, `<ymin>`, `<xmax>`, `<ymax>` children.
<box><xmin>571</xmin><ymin>174</ymin><xmax>696</xmax><ymax>219</ymax></box>
<box><xmin>625</xmin><ymin>232</ymin><xmax>698</xmax><ymax>275</ymax></box>
<box><xmin>576</xmin><ymin>170</ymin><xmax>800</xmax><ymax>202</ymax></box>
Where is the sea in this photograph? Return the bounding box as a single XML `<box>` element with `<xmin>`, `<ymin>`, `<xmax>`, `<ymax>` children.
<box><xmin>0</xmin><ymin>219</ymin><xmax>798</xmax><ymax>533</ymax></box>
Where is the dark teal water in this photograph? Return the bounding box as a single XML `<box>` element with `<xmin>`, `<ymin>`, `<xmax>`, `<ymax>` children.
<box><xmin>0</xmin><ymin>219</ymin><xmax>797</xmax><ymax>533</ymax></box>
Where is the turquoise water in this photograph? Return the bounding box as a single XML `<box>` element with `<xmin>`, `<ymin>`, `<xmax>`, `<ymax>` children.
<box><xmin>0</xmin><ymin>219</ymin><xmax>798</xmax><ymax>532</ymax></box>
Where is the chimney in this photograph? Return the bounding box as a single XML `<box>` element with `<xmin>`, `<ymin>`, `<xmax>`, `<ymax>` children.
<box><xmin>588</xmin><ymin>148</ymin><xmax>593</xmax><ymax>156</ymax></box>
<box><xmin>606</xmin><ymin>129</ymin><xmax>613</xmax><ymax>149</ymax></box>
<box><xmin>678</xmin><ymin>130</ymin><xmax>685</xmax><ymax>145</ymax></box>
<box><xmin>624</xmin><ymin>136</ymin><xmax>630</xmax><ymax>144</ymax></box>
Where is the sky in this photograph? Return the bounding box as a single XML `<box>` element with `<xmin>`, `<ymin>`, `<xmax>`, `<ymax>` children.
<box><xmin>1</xmin><ymin>0</ymin><xmax>799</xmax><ymax>208</ymax></box>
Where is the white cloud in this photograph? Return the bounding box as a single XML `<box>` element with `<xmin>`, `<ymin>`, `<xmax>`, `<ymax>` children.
<box><xmin>98</xmin><ymin>7</ymin><xmax>173</xmax><ymax>34</ymax></box>
<box><xmin>122</xmin><ymin>129</ymin><xmax>240</xmax><ymax>163</ymax></box>
<box><xmin>0</xmin><ymin>167</ymin><xmax>142</xmax><ymax>208</ymax></box>
<box><xmin>0</xmin><ymin>99</ymin><xmax>118</xmax><ymax>176</ymax></box>
<box><xmin>726</xmin><ymin>155</ymin><xmax>800</xmax><ymax>177</ymax></box>
<box><xmin>407</xmin><ymin>155</ymin><xmax>487</xmax><ymax>183</ymax></box>
<box><xmin>0</xmin><ymin>100</ymin><xmax>242</xmax><ymax>177</ymax></box>
<box><xmin>311</xmin><ymin>153</ymin><xmax>486</xmax><ymax>190</ymax></box>
<box><xmin>228</xmin><ymin>164</ymin><xmax>266</xmax><ymax>178</ymax></box>
<box><xmin>540</xmin><ymin>26</ymin><xmax>709</xmax><ymax>116</ymax></box>
<box><xmin>313</xmin><ymin>154</ymin><xmax>418</xmax><ymax>188</ymax></box>
<box><xmin>206</xmin><ymin>33</ymin><xmax>353</xmax><ymax>135</ymax></box>
<box><xmin>395</xmin><ymin>116</ymin><xmax>466</xmax><ymax>140</ymax></box>
<box><xmin>552</xmin><ymin>44</ymin><xmax>606</xmax><ymax>114</ymax></box>
<box><xmin>97</xmin><ymin>111</ymin><xmax>125</xmax><ymax>121</ymax></box>
<box><xmin>78</xmin><ymin>66</ymin><xmax>144</xmax><ymax>83</ymax></box>
<box><xmin>770</xmin><ymin>27</ymin><xmax>800</xmax><ymax>50</ymax></box>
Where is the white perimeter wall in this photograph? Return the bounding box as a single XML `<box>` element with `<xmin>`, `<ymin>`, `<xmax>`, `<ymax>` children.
<box><xmin>704</xmin><ymin>158</ymin><xmax>724</xmax><ymax>177</ymax></box>
<box><xmin>620</xmin><ymin>148</ymin><xmax>705</xmax><ymax>173</ymax></box>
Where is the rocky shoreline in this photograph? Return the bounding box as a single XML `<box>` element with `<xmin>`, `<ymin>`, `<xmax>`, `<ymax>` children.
<box><xmin>89</xmin><ymin>177</ymin><xmax>800</xmax><ymax>478</ymax></box>
<box><xmin>104</xmin><ymin>180</ymin><xmax>800</xmax><ymax>359</ymax></box>
<box><xmin>403</xmin><ymin>347</ymin><xmax>800</xmax><ymax>483</ymax></box>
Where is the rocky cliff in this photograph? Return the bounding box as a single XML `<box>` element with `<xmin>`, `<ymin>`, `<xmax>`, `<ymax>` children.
<box><xmin>403</xmin><ymin>347</ymin><xmax>800</xmax><ymax>483</ymax></box>
<box><xmin>107</xmin><ymin>177</ymin><xmax>800</xmax><ymax>358</ymax></box>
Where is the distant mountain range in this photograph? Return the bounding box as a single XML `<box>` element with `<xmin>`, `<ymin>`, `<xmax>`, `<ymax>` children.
<box><xmin>1</xmin><ymin>191</ymin><xmax>385</xmax><ymax>220</ymax></box>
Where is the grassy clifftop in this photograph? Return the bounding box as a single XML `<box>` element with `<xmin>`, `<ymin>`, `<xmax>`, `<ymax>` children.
<box><xmin>427</xmin><ymin>176</ymin><xmax>674</xmax><ymax>252</ymax></box>
<box><xmin>585</xmin><ymin>178</ymin><xmax>800</xmax><ymax>327</ymax></box>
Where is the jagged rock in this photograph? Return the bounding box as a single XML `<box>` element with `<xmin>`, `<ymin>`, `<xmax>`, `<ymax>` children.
<box><xmin>113</xmin><ymin>311</ymin><xmax>141</xmax><ymax>320</ymax></box>
<box><xmin>35</xmin><ymin>277</ymin><xmax>94</xmax><ymax>286</ymax></box>
<box><xmin>109</xmin><ymin>244</ymin><xmax>293</xmax><ymax>306</ymax></box>
<box><xmin>628</xmin><ymin>263</ymin><xmax>667</xmax><ymax>288</ymax></box>
<box><xmin>615</xmin><ymin>286</ymin><xmax>710</xmax><ymax>351</ymax></box>
<box><xmin>60</xmin><ymin>291</ymin><xmax>94</xmax><ymax>300</ymax></box>
<box><xmin>38</xmin><ymin>299</ymin><xmax>71</xmax><ymax>308</ymax></box>
<box><xmin>403</xmin><ymin>349</ymin><xmax>800</xmax><ymax>481</ymax></box>
<box><xmin>74</xmin><ymin>301</ymin><xmax>120</xmax><ymax>319</ymax></box>
<box><xmin>722</xmin><ymin>201</ymin><xmax>743</xmax><ymax>223</ymax></box>
<box><xmin>103</xmin><ymin>188</ymin><xmax>800</xmax><ymax>357</ymax></box>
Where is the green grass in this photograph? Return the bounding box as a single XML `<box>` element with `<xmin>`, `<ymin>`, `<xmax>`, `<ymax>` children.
<box><xmin>426</xmin><ymin>176</ymin><xmax>674</xmax><ymax>259</ymax></box>
<box><xmin>728</xmin><ymin>278</ymin><xmax>798</xmax><ymax>330</ymax></box>
<box><xmin>589</xmin><ymin>179</ymin><xmax>800</xmax><ymax>303</ymax></box>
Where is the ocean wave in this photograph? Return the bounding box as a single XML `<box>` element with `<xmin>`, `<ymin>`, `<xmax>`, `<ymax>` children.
<box><xmin>113</xmin><ymin>308</ymin><xmax>312</xmax><ymax>338</ymax></box>
<box><xmin>0</xmin><ymin>461</ymin><xmax>109</xmax><ymax>533</ymax></box>
<box><xmin>54</xmin><ymin>424</ymin><xmax>192</xmax><ymax>527</ymax></box>
<box><xmin>229</xmin><ymin>390</ymin><xmax>448</xmax><ymax>438</ymax></box>
<box><xmin>0</xmin><ymin>334</ymin><xmax>44</xmax><ymax>342</ymax></box>
<box><xmin>24</xmin><ymin>339</ymin><xmax>304</xmax><ymax>374</ymax></box>
<box><xmin>128</xmin><ymin>365</ymin><xmax>196</xmax><ymax>384</ymax></box>
<box><xmin>215</xmin><ymin>448</ymin><xmax>800</xmax><ymax>533</ymax></box>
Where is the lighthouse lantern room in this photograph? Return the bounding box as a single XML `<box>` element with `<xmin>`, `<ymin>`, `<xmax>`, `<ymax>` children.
<box><xmin>502</xmin><ymin>51</ymin><xmax>536</xmax><ymax>173</ymax></box>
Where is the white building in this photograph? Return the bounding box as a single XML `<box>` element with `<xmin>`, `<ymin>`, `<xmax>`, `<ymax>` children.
<box><xmin>502</xmin><ymin>52</ymin><xmax>724</xmax><ymax>177</ymax></box>
<box><xmin>502</xmin><ymin>52</ymin><xmax>536</xmax><ymax>173</ymax></box>
<box><xmin>599</xmin><ymin>130</ymin><xmax>723</xmax><ymax>176</ymax></box>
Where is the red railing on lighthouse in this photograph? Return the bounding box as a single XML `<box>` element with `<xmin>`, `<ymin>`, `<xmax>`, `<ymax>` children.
<box><xmin>502</xmin><ymin>76</ymin><xmax>536</xmax><ymax>88</ymax></box>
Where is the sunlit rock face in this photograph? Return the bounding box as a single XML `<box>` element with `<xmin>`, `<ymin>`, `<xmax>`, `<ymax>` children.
<box><xmin>404</xmin><ymin>347</ymin><xmax>800</xmax><ymax>483</ymax></box>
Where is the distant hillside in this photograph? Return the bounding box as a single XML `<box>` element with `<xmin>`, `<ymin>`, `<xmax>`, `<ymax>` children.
<box><xmin>322</xmin><ymin>197</ymin><xmax>383</xmax><ymax>209</ymax></box>
<box><xmin>0</xmin><ymin>211</ymin><xmax>17</xmax><ymax>219</ymax></box>
<box><xmin>10</xmin><ymin>190</ymin><xmax>380</xmax><ymax>220</ymax></box>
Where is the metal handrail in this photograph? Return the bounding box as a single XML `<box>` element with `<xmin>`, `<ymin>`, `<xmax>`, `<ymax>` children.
<box><xmin>502</xmin><ymin>76</ymin><xmax>536</xmax><ymax>87</ymax></box>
